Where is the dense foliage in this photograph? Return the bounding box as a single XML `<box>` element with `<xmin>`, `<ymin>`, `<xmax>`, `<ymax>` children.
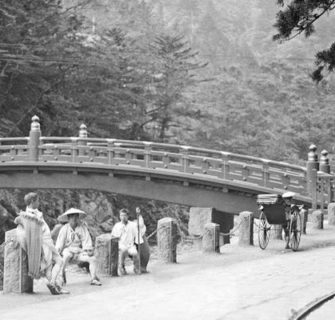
<box><xmin>273</xmin><ymin>0</ymin><xmax>335</xmax><ymax>81</ymax></box>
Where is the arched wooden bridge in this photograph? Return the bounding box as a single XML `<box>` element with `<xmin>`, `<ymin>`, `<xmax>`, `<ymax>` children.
<box><xmin>0</xmin><ymin>116</ymin><xmax>333</xmax><ymax>214</ymax></box>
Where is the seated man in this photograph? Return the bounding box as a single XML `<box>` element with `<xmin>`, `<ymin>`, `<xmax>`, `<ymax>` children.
<box><xmin>55</xmin><ymin>208</ymin><xmax>102</xmax><ymax>286</ymax></box>
<box><xmin>111</xmin><ymin>208</ymin><xmax>140</xmax><ymax>275</ymax></box>
<box><xmin>15</xmin><ymin>192</ymin><xmax>69</xmax><ymax>295</ymax></box>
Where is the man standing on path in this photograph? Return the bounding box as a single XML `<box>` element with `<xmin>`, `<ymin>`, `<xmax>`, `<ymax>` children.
<box><xmin>15</xmin><ymin>192</ymin><xmax>69</xmax><ymax>295</ymax></box>
<box><xmin>111</xmin><ymin>208</ymin><xmax>140</xmax><ymax>275</ymax></box>
<box><xmin>56</xmin><ymin>208</ymin><xmax>102</xmax><ymax>286</ymax></box>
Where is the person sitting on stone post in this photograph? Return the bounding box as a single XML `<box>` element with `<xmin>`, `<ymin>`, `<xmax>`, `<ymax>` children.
<box><xmin>55</xmin><ymin>208</ymin><xmax>102</xmax><ymax>286</ymax></box>
<box><xmin>111</xmin><ymin>208</ymin><xmax>140</xmax><ymax>275</ymax></box>
<box><xmin>282</xmin><ymin>191</ymin><xmax>296</xmax><ymax>249</ymax></box>
<box><xmin>14</xmin><ymin>192</ymin><xmax>69</xmax><ymax>295</ymax></box>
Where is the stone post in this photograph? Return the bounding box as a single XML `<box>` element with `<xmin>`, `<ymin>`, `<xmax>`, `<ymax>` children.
<box><xmin>202</xmin><ymin>223</ymin><xmax>220</xmax><ymax>253</ymax></box>
<box><xmin>78</xmin><ymin>123</ymin><xmax>87</xmax><ymax>156</ymax></box>
<box><xmin>28</xmin><ymin>115</ymin><xmax>41</xmax><ymax>161</ymax></box>
<box><xmin>311</xmin><ymin>210</ymin><xmax>323</xmax><ymax>229</ymax></box>
<box><xmin>3</xmin><ymin>229</ymin><xmax>33</xmax><ymax>293</ymax></box>
<box><xmin>238</xmin><ymin>211</ymin><xmax>254</xmax><ymax>246</ymax></box>
<box><xmin>328</xmin><ymin>203</ymin><xmax>335</xmax><ymax>226</ymax></box>
<box><xmin>300</xmin><ymin>208</ymin><xmax>308</xmax><ymax>234</ymax></box>
<box><xmin>157</xmin><ymin>217</ymin><xmax>178</xmax><ymax>263</ymax></box>
<box><xmin>320</xmin><ymin>150</ymin><xmax>330</xmax><ymax>174</ymax></box>
<box><xmin>95</xmin><ymin>234</ymin><xmax>118</xmax><ymax>276</ymax></box>
<box><xmin>306</xmin><ymin>144</ymin><xmax>319</xmax><ymax>195</ymax></box>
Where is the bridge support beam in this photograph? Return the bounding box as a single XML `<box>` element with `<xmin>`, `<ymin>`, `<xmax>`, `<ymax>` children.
<box><xmin>157</xmin><ymin>218</ymin><xmax>177</xmax><ymax>263</ymax></box>
<box><xmin>202</xmin><ymin>223</ymin><xmax>220</xmax><ymax>253</ymax></box>
<box><xmin>3</xmin><ymin>229</ymin><xmax>33</xmax><ymax>294</ymax></box>
<box><xmin>238</xmin><ymin>211</ymin><xmax>254</xmax><ymax>246</ymax></box>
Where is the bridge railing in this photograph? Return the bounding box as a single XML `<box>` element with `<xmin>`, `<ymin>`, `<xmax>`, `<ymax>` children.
<box><xmin>0</xmin><ymin>116</ymin><xmax>334</xmax><ymax>208</ymax></box>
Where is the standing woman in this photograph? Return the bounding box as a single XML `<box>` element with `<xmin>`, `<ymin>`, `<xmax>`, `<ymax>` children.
<box><xmin>134</xmin><ymin>207</ymin><xmax>150</xmax><ymax>273</ymax></box>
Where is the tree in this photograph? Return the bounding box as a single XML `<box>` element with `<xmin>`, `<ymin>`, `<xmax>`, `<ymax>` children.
<box><xmin>145</xmin><ymin>34</ymin><xmax>206</xmax><ymax>142</ymax></box>
<box><xmin>0</xmin><ymin>0</ymin><xmax>88</xmax><ymax>136</ymax></box>
<box><xmin>273</xmin><ymin>0</ymin><xmax>335</xmax><ymax>82</ymax></box>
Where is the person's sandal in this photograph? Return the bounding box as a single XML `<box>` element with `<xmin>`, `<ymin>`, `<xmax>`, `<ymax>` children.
<box><xmin>46</xmin><ymin>283</ymin><xmax>60</xmax><ymax>295</ymax></box>
<box><xmin>91</xmin><ymin>279</ymin><xmax>102</xmax><ymax>286</ymax></box>
<box><xmin>55</xmin><ymin>284</ymin><xmax>70</xmax><ymax>294</ymax></box>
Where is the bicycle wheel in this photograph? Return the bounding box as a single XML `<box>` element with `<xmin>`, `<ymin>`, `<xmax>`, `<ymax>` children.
<box><xmin>289</xmin><ymin>211</ymin><xmax>302</xmax><ymax>251</ymax></box>
<box><xmin>258</xmin><ymin>211</ymin><xmax>271</xmax><ymax>250</ymax></box>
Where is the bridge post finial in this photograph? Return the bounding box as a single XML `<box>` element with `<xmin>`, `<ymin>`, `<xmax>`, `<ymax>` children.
<box><xmin>28</xmin><ymin>115</ymin><xmax>41</xmax><ymax>161</ymax></box>
<box><xmin>307</xmin><ymin>144</ymin><xmax>319</xmax><ymax>198</ymax></box>
<box><xmin>79</xmin><ymin>124</ymin><xmax>88</xmax><ymax>138</ymax></box>
<box><xmin>78</xmin><ymin>124</ymin><xmax>87</xmax><ymax>156</ymax></box>
<box><xmin>320</xmin><ymin>150</ymin><xmax>330</xmax><ymax>174</ymax></box>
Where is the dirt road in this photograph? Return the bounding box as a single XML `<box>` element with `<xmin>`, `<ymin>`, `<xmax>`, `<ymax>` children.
<box><xmin>1</xmin><ymin>222</ymin><xmax>335</xmax><ymax>320</ymax></box>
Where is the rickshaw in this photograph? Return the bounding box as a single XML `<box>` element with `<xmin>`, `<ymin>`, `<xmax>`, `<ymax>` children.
<box><xmin>256</xmin><ymin>192</ymin><xmax>302</xmax><ymax>251</ymax></box>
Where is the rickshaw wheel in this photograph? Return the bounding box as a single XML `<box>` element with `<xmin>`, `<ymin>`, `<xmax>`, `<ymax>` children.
<box><xmin>289</xmin><ymin>211</ymin><xmax>302</xmax><ymax>251</ymax></box>
<box><xmin>258</xmin><ymin>211</ymin><xmax>271</xmax><ymax>250</ymax></box>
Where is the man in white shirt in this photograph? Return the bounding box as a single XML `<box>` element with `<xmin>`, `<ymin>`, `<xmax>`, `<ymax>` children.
<box><xmin>111</xmin><ymin>208</ymin><xmax>140</xmax><ymax>275</ymax></box>
<box><xmin>56</xmin><ymin>208</ymin><xmax>101</xmax><ymax>286</ymax></box>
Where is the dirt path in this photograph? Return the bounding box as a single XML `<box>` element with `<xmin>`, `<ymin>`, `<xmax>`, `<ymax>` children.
<box><xmin>1</xmin><ymin>222</ymin><xmax>335</xmax><ymax>320</ymax></box>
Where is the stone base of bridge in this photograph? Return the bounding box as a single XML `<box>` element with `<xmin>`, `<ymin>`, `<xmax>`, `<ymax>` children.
<box><xmin>188</xmin><ymin>207</ymin><xmax>234</xmax><ymax>246</ymax></box>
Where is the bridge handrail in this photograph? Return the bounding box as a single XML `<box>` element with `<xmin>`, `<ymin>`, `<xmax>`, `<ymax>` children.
<box><xmin>2</xmin><ymin>133</ymin><xmax>334</xmax><ymax>207</ymax></box>
<box><xmin>38</xmin><ymin>137</ymin><xmax>306</xmax><ymax>172</ymax></box>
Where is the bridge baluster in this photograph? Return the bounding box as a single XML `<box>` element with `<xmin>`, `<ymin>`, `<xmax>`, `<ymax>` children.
<box><xmin>125</xmin><ymin>148</ymin><xmax>132</xmax><ymax>164</ymax></box>
<box><xmin>201</xmin><ymin>158</ymin><xmax>209</xmax><ymax>174</ymax></box>
<box><xmin>71</xmin><ymin>138</ymin><xmax>78</xmax><ymax>162</ymax></box>
<box><xmin>28</xmin><ymin>115</ymin><xmax>41</xmax><ymax>161</ymax></box>
<box><xmin>180</xmin><ymin>146</ymin><xmax>190</xmax><ymax>173</ymax></box>
<box><xmin>221</xmin><ymin>152</ymin><xmax>231</xmax><ymax>180</ymax></box>
<box><xmin>107</xmin><ymin>139</ymin><xmax>115</xmax><ymax>165</ymax></box>
<box><xmin>144</xmin><ymin>142</ymin><xmax>152</xmax><ymax>168</ymax></box>
<box><xmin>262</xmin><ymin>161</ymin><xmax>270</xmax><ymax>187</ymax></box>
<box><xmin>242</xmin><ymin>165</ymin><xmax>249</xmax><ymax>181</ymax></box>
<box><xmin>281</xmin><ymin>173</ymin><xmax>290</xmax><ymax>190</ymax></box>
<box><xmin>163</xmin><ymin>152</ymin><xmax>170</xmax><ymax>169</ymax></box>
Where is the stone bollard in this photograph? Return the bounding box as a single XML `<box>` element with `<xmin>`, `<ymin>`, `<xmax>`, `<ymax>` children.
<box><xmin>300</xmin><ymin>208</ymin><xmax>308</xmax><ymax>234</ymax></box>
<box><xmin>238</xmin><ymin>211</ymin><xmax>254</xmax><ymax>246</ymax></box>
<box><xmin>157</xmin><ymin>217</ymin><xmax>178</xmax><ymax>263</ymax></box>
<box><xmin>311</xmin><ymin>210</ymin><xmax>323</xmax><ymax>229</ymax></box>
<box><xmin>202</xmin><ymin>223</ymin><xmax>220</xmax><ymax>253</ymax></box>
<box><xmin>270</xmin><ymin>225</ymin><xmax>283</xmax><ymax>240</ymax></box>
<box><xmin>95</xmin><ymin>234</ymin><xmax>118</xmax><ymax>276</ymax></box>
<box><xmin>3</xmin><ymin>229</ymin><xmax>33</xmax><ymax>293</ymax></box>
<box><xmin>328</xmin><ymin>203</ymin><xmax>335</xmax><ymax>226</ymax></box>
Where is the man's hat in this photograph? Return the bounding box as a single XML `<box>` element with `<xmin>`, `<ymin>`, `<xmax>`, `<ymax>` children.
<box><xmin>282</xmin><ymin>191</ymin><xmax>295</xmax><ymax>199</ymax></box>
<box><xmin>58</xmin><ymin>208</ymin><xmax>87</xmax><ymax>223</ymax></box>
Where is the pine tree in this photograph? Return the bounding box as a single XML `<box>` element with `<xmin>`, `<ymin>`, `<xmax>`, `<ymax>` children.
<box><xmin>273</xmin><ymin>0</ymin><xmax>335</xmax><ymax>81</ymax></box>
